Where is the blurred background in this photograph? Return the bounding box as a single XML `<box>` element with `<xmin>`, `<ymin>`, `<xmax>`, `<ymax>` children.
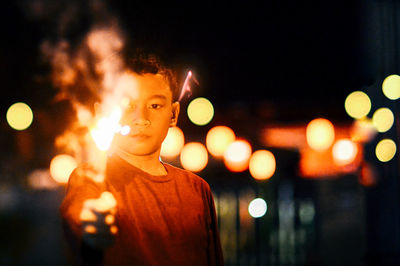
<box><xmin>1</xmin><ymin>0</ymin><xmax>400</xmax><ymax>265</ymax></box>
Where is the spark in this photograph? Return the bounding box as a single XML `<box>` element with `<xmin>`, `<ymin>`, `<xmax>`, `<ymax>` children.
<box><xmin>178</xmin><ymin>71</ymin><xmax>198</xmax><ymax>101</ymax></box>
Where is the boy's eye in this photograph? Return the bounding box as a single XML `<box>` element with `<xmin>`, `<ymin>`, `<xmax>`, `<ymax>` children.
<box><xmin>150</xmin><ymin>104</ymin><xmax>162</xmax><ymax>109</ymax></box>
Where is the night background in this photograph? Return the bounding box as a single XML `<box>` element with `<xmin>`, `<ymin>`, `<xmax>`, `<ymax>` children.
<box><xmin>1</xmin><ymin>0</ymin><xmax>400</xmax><ymax>265</ymax></box>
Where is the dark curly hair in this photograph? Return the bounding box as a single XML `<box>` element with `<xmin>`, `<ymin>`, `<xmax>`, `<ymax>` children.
<box><xmin>124</xmin><ymin>50</ymin><xmax>180</xmax><ymax>102</ymax></box>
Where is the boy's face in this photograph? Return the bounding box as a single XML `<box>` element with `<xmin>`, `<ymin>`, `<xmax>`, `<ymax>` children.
<box><xmin>112</xmin><ymin>72</ymin><xmax>179</xmax><ymax>157</ymax></box>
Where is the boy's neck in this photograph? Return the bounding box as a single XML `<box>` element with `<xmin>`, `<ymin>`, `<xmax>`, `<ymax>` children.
<box><xmin>113</xmin><ymin>148</ymin><xmax>167</xmax><ymax>176</ymax></box>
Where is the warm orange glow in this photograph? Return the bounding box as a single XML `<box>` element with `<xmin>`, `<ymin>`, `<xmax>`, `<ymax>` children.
<box><xmin>110</xmin><ymin>225</ymin><xmax>118</xmax><ymax>234</ymax></box>
<box><xmin>249</xmin><ymin>150</ymin><xmax>276</xmax><ymax>180</ymax></box>
<box><xmin>180</xmin><ymin>142</ymin><xmax>208</xmax><ymax>172</ymax></box>
<box><xmin>80</xmin><ymin>208</ymin><xmax>97</xmax><ymax>222</ymax></box>
<box><xmin>332</xmin><ymin>139</ymin><xmax>358</xmax><ymax>166</ymax></box>
<box><xmin>187</xmin><ymin>97</ymin><xmax>214</xmax><ymax>126</ymax></box>
<box><xmin>160</xmin><ymin>126</ymin><xmax>185</xmax><ymax>158</ymax></box>
<box><xmin>344</xmin><ymin>91</ymin><xmax>371</xmax><ymax>119</ymax></box>
<box><xmin>49</xmin><ymin>154</ymin><xmax>78</xmax><ymax>184</ymax></box>
<box><xmin>90</xmin><ymin>107</ymin><xmax>122</xmax><ymax>151</ymax></box>
<box><xmin>105</xmin><ymin>214</ymin><xmax>115</xmax><ymax>225</ymax></box>
<box><xmin>350</xmin><ymin>118</ymin><xmax>377</xmax><ymax>143</ymax></box>
<box><xmin>82</xmin><ymin>191</ymin><xmax>117</xmax><ymax>214</ymax></box>
<box><xmin>223</xmin><ymin>139</ymin><xmax>252</xmax><ymax>172</ymax></box>
<box><xmin>382</xmin><ymin>74</ymin><xmax>400</xmax><ymax>100</ymax></box>
<box><xmin>206</xmin><ymin>126</ymin><xmax>236</xmax><ymax>158</ymax></box>
<box><xmin>6</xmin><ymin>102</ymin><xmax>34</xmax><ymax>131</ymax></box>
<box><xmin>306</xmin><ymin>118</ymin><xmax>335</xmax><ymax>151</ymax></box>
<box><xmin>359</xmin><ymin>163</ymin><xmax>377</xmax><ymax>187</ymax></box>
<box><xmin>85</xmin><ymin>225</ymin><xmax>97</xmax><ymax>234</ymax></box>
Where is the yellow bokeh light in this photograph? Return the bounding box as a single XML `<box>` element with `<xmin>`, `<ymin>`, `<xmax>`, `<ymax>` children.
<box><xmin>375</xmin><ymin>139</ymin><xmax>397</xmax><ymax>162</ymax></box>
<box><xmin>249</xmin><ymin>150</ymin><xmax>276</xmax><ymax>180</ymax></box>
<box><xmin>344</xmin><ymin>91</ymin><xmax>371</xmax><ymax>119</ymax></box>
<box><xmin>382</xmin><ymin>74</ymin><xmax>400</xmax><ymax>100</ymax></box>
<box><xmin>49</xmin><ymin>154</ymin><xmax>78</xmax><ymax>183</ymax></box>
<box><xmin>161</xmin><ymin>126</ymin><xmax>185</xmax><ymax>158</ymax></box>
<box><xmin>372</xmin><ymin>107</ymin><xmax>394</xmax><ymax>133</ymax></box>
<box><xmin>306</xmin><ymin>118</ymin><xmax>335</xmax><ymax>151</ymax></box>
<box><xmin>187</xmin><ymin>97</ymin><xmax>214</xmax><ymax>126</ymax></box>
<box><xmin>248</xmin><ymin>198</ymin><xmax>267</xmax><ymax>218</ymax></box>
<box><xmin>206</xmin><ymin>126</ymin><xmax>236</xmax><ymax>158</ymax></box>
<box><xmin>332</xmin><ymin>139</ymin><xmax>358</xmax><ymax>166</ymax></box>
<box><xmin>6</xmin><ymin>102</ymin><xmax>34</xmax><ymax>130</ymax></box>
<box><xmin>180</xmin><ymin>142</ymin><xmax>208</xmax><ymax>172</ymax></box>
<box><xmin>223</xmin><ymin>139</ymin><xmax>252</xmax><ymax>172</ymax></box>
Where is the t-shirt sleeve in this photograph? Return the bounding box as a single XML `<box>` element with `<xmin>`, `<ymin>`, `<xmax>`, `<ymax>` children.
<box><xmin>204</xmin><ymin>183</ymin><xmax>225</xmax><ymax>266</ymax></box>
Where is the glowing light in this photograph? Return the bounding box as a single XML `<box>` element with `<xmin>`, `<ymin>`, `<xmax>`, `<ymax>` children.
<box><xmin>180</xmin><ymin>142</ymin><xmax>208</xmax><ymax>172</ymax></box>
<box><xmin>372</xmin><ymin>108</ymin><xmax>394</xmax><ymax>133</ymax></box>
<box><xmin>249</xmin><ymin>150</ymin><xmax>276</xmax><ymax>180</ymax></box>
<box><xmin>375</xmin><ymin>139</ymin><xmax>397</xmax><ymax>162</ymax></box>
<box><xmin>6</xmin><ymin>102</ymin><xmax>33</xmax><ymax>130</ymax></box>
<box><xmin>49</xmin><ymin>154</ymin><xmax>78</xmax><ymax>184</ymax></box>
<box><xmin>306</xmin><ymin>118</ymin><xmax>335</xmax><ymax>151</ymax></box>
<box><xmin>161</xmin><ymin>126</ymin><xmax>185</xmax><ymax>158</ymax></box>
<box><xmin>90</xmin><ymin>107</ymin><xmax>122</xmax><ymax>151</ymax></box>
<box><xmin>223</xmin><ymin>139</ymin><xmax>252</xmax><ymax>172</ymax></box>
<box><xmin>85</xmin><ymin>225</ymin><xmax>97</xmax><ymax>234</ymax></box>
<box><xmin>80</xmin><ymin>208</ymin><xmax>97</xmax><ymax>222</ymax></box>
<box><xmin>206</xmin><ymin>126</ymin><xmax>236</xmax><ymax>158</ymax></box>
<box><xmin>179</xmin><ymin>71</ymin><xmax>193</xmax><ymax>101</ymax></box>
<box><xmin>105</xmin><ymin>214</ymin><xmax>115</xmax><ymax>225</ymax></box>
<box><xmin>187</xmin><ymin>97</ymin><xmax>214</xmax><ymax>126</ymax></box>
<box><xmin>350</xmin><ymin>118</ymin><xmax>377</xmax><ymax>143</ymax></box>
<box><xmin>248</xmin><ymin>198</ymin><xmax>267</xmax><ymax>218</ymax></box>
<box><xmin>332</xmin><ymin>139</ymin><xmax>358</xmax><ymax>165</ymax></box>
<box><xmin>344</xmin><ymin>91</ymin><xmax>371</xmax><ymax>119</ymax></box>
<box><xmin>382</xmin><ymin>74</ymin><xmax>400</xmax><ymax>100</ymax></box>
<box><xmin>110</xmin><ymin>225</ymin><xmax>118</xmax><ymax>234</ymax></box>
<box><xmin>119</xmin><ymin>125</ymin><xmax>131</xmax><ymax>136</ymax></box>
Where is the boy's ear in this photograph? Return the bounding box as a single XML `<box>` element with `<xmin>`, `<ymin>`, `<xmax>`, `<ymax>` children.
<box><xmin>170</xmin><ymin>102</ymin><xmax>180</xmax><ymax>127</ymax></box>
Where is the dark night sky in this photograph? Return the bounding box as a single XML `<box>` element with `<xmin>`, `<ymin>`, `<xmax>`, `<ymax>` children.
<box><xmin>0</xmin><ymin>1</ymin><xmax>369</xmax><ymax>122</ymax></box>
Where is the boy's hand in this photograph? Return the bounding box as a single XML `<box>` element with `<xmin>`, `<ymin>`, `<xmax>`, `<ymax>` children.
<box><xmin>79</xmin><ymin>192</ymin><xmax>118</xmax><ymax>249</ymax></box>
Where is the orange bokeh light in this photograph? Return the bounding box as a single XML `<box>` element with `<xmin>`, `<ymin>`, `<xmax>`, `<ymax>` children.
<box><xmin>223</xmin><ymin>139</ymin><xmax>252</xmax><ymax>172</ymax></box>
<box><xmin>49</xmin><ymin>154</ymin><xmax>78</xmax><ymax>184</ymax></box>
<box><xmin>206</xmin><ymin>126</ymin><xmax>236</xmax><ymax>158</ymax></box>
<box><xmin>249</xmin><ymin>150</ymin><xmax>276</xmax><ymax>180</ymax></box>
<box><xmin>332</xmin><ymin>139</ymin><xmax>358</xmax><ymax>166</ymax></box>
<box><xmin>306</xmin><ymin>118</ymin><xmax>335</xmax><ymax>151</ymax></box>
<box><xmin>160</xmin><ymin>126</ymin><xmax>185</xmax><ymax>158</ymax></box>
<box><xmin>180</xmin><ymin>142</ymin><xmax>208</xmax><ymax>172</ymax></box>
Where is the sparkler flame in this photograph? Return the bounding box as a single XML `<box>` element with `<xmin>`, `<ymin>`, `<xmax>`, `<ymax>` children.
<box><xmin>90</xmin><ymin>107</ymin><xmax>122</xmax><ymax>151</ymax></box>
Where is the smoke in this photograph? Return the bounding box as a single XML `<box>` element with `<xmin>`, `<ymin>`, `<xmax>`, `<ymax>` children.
<box><xmin>19</xmin><ymin>0</ymin><xmax>133</xmax><ymax>169</ymax></box>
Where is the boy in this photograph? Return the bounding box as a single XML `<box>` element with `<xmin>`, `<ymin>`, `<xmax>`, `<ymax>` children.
<box><xmin>60</xmin><ymin>54</ymin><xmax>224</xmax><ymax>265</ymax></box>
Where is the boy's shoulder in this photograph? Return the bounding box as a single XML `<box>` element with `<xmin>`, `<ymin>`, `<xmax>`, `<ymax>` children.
<box><xmin>163</xmin><ymin>163</ymin><xmax>211</xmax><ymax>189</ymax></box>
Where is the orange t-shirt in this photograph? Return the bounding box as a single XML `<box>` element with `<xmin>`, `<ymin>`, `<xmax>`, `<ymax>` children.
<box><xmin>60</xmin><ymin>154</ymin><xmax>224</xmax><ymax>266</ymax></box>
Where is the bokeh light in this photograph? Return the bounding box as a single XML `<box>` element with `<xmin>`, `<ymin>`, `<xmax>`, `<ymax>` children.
<box><xmin>49</xmin><ymin>154</ymin><xmax>78</xmax><ymax>183</ymax></box>
<box><xmin>344</xmin><ymin>91</ymin><xmax>371</xmax><ymax>119</ymax></box>
<box><xmin>350</xmin><ymin>118</ymin><xmax>377</xmax><ymax>143</ymax></box>
<box><xmin>382</xmin><ymin>74</ymin><xmax>400</xmax><ymax>100</ymax></box>
<box><xmin>332</xmin><ymin>139</ymin><xmax>358</xmax><ymax>165</ymax></box>
<box><xmin>375</xmin><ymin>139</ymin><xmax>397</xmax><ymax>162</ymax></box>
<box><xmin>372</xmin><ymin>107</ymin><xmax>394</xmax><ymax>133</ymax></box>
<box><xmin>223</xmin><ymin>139</ymin><xmax>252</xmax><ymax>172</ymax></box>
<box><xmin>206</xmin><ymin>126</ymin><xmax>236</xmax><ymax>158</ymax></box>
<box><xmin>180</xmin><ymin>142</ymin><xmax>208</xmax><ymax>172</ymax></box>
<box><xmin>248</xmin><ymin>198</ymin><xmax>267</xmax><ymax>218</ymax></box>
<box><xmin>161</xmin><ymin>126</ymin><xmax>185</xmax><ymax>158</ymax></box>
<box><xmin>306</xmin><ymin>118</ymin><xmax>335</xmax><ymax>151</ymax></box>
<box><xmin>187</xmin><ymin>97</ymin><xmax>214</xmax><ymax>126</ymax></box>
<box><xmin>6</xmin><ymin>102</ymin><xmax>34</xmax><ymax>130</ymax></box>
<box><xmin>249</xmin><ymin>150</ymin><xmax>276</xmax><ymax>180</ymax></box>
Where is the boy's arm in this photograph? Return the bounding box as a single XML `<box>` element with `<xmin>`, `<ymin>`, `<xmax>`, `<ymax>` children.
<box><xmin>60</xmin><ymin>166</ymin><xmax>105</xmax><ymax>239</ymax></box>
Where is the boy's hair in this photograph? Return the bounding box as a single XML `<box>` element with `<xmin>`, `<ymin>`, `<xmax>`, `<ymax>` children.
<box><xmin>124</xmin><ymin>51</ymin><xmax>180</xmax><ymax>102</ymax></box>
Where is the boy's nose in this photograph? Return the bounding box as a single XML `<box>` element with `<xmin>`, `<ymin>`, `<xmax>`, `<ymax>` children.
<box><xmin>133</xmin><ymin>108</ymin><xmax>150</xmax><ymax>127</ymax></box>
